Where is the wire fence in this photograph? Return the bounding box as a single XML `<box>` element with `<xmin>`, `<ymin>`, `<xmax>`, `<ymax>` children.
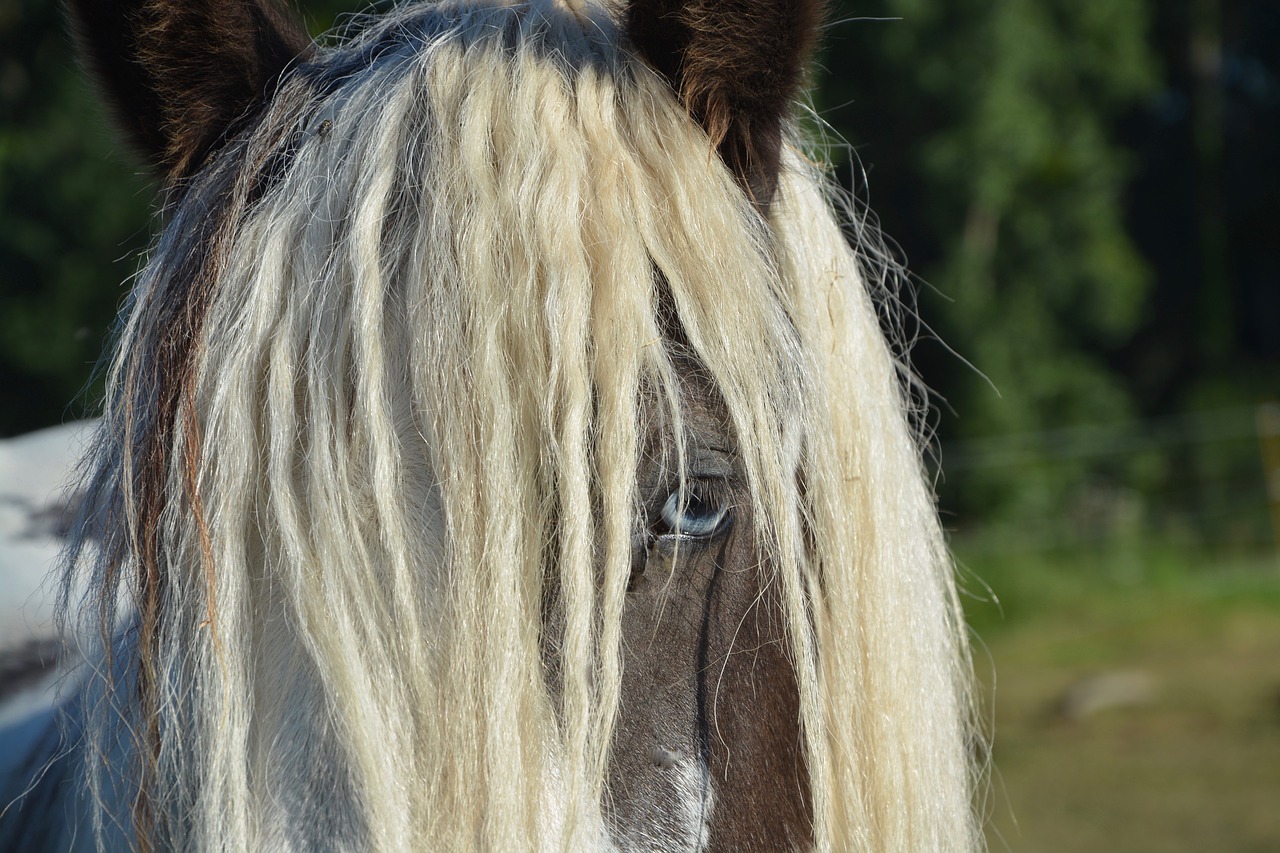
<box><xmin>936</xmin><ymin>403</ymin><xmax>1280</xmax><ymax>562</ymax></box>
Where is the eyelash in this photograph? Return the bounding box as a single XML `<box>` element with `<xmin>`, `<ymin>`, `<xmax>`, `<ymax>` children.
<box><xmin>654</xmin><ymin>477</ymin><xmax>733</xmax><ymax>539</ymax></box>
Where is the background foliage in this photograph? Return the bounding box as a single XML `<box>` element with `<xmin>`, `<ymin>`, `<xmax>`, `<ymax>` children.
<box><xmin>0</xmin><ymin>0</ymin><xmax>151</xmax><ymax>432</ymax></box>
<box><xmin>824</xmin><ymin>1</ymin><xmax>1160</xmax><ymax>524</ymax></box>
<box><xmin>817</xmin><ymin>0</ymin><xmax>1277</xmax><ymax>549</ymax></box>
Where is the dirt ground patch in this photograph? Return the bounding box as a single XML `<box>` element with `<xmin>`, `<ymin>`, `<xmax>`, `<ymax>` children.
<box><xmin>977</xmin><ymin>591</ymin><xmax>1280</xmax><ymax>852</ymax></box>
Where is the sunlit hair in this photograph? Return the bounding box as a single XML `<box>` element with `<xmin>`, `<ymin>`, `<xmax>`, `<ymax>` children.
<box><xmin>64</xmin><ymin>1</ymin><xmax>980</xmax><ymax>849</ymax></box>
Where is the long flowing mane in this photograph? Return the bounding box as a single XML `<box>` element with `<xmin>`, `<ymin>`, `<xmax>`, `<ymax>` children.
<box><xmin>4</xmin><ymin>1</ymin><xmax>980</xmax><ymax>849</ymax></box>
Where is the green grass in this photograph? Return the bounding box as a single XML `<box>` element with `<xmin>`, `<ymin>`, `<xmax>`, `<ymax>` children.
<box><xmin>955</xmin><ymin>539</ymin><xmax>1280</xmax><ymax>852</ymax></box>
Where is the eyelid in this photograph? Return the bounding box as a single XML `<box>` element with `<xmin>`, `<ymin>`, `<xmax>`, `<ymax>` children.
<box><xmin>656</xmin><ymin>476</ymin><xmax>733</xmax><ymax>539</ymax></box>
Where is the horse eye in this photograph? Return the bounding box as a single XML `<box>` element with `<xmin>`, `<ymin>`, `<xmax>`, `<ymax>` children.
<box><xmin>659</xmin><ymin>483</ymin><xmax>731</xmax><ymax>538</ymax></box>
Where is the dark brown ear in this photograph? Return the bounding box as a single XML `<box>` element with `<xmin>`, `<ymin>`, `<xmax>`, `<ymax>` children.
<box><xmin>66</xmin><ymin>0</ymin><xmax>313</xmax><ymax>183</ymax></box>
<box><xmin>625</xmin><ymin>0</ymin><xmax>823</xmax><ymax>210</ymax></box>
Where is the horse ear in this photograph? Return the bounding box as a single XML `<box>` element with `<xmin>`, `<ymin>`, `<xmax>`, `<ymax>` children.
<box><xmin>66</xmin><ymin>0</ymin><xmax>313</xmax><ymax>182</ymax></box>
<box><xmin>625</xmin><ymin>0</ymin><xmax>823</xmax><ymax>210</ymax></box>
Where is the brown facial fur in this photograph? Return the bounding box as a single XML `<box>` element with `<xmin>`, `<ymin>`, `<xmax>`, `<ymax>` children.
<box><xmin>625</xmin><ymin>0</ymin><xmax>824</xmax><ymax>209</ymax></box>
<box><xmin>65</xmin><ymin>0</ymin><xmax>313</xmax><ymax>183</ymax></box>
<box><xmin>609</xmin><ymin>377</ymin><xmax>812</xmax><ymax>850</ymax></box>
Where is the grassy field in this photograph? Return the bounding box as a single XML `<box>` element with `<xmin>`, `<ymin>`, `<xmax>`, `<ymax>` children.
<box><xmin>959</xmin><ymin>541</ymin><xmax>1280</xmax><ymax>852</ymax></box>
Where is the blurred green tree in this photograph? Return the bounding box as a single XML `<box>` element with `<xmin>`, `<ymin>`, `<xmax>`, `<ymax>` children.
<box><xmin>820</xmin><ymin>0</ymin><xmax>1159</xmax><ymax>523</ymax></box>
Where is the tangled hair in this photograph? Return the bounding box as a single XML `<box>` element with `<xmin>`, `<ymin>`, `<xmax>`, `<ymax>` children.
<box><xmin>58</xmin><ymin>1</ymin><xmax>980</xmax><ymax>849</ymax></box>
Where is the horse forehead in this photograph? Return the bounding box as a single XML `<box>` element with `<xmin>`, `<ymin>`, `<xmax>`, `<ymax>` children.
<box><xmin>641</xmin><ymin>369</ymin><xmax>737</xmax><ymax>453</ymax></box>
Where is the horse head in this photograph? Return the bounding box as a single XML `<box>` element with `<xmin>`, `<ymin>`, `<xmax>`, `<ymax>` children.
<box><xmin>1</xmin><ymin>1</ymin><xmax>981</xmax><ymax>849</ymax></box>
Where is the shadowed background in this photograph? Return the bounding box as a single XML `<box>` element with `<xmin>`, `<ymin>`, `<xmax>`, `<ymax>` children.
<box><xmin>1</xmin><ymin>0</ymin><xmax>1277</xmax><ymax>849</ymax></box>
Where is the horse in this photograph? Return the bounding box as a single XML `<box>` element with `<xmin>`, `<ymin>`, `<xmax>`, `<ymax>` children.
<box><xmin>0</xmin><ymin>0</ymin><xmax>982</xmax><ymax>849</ymax></box>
